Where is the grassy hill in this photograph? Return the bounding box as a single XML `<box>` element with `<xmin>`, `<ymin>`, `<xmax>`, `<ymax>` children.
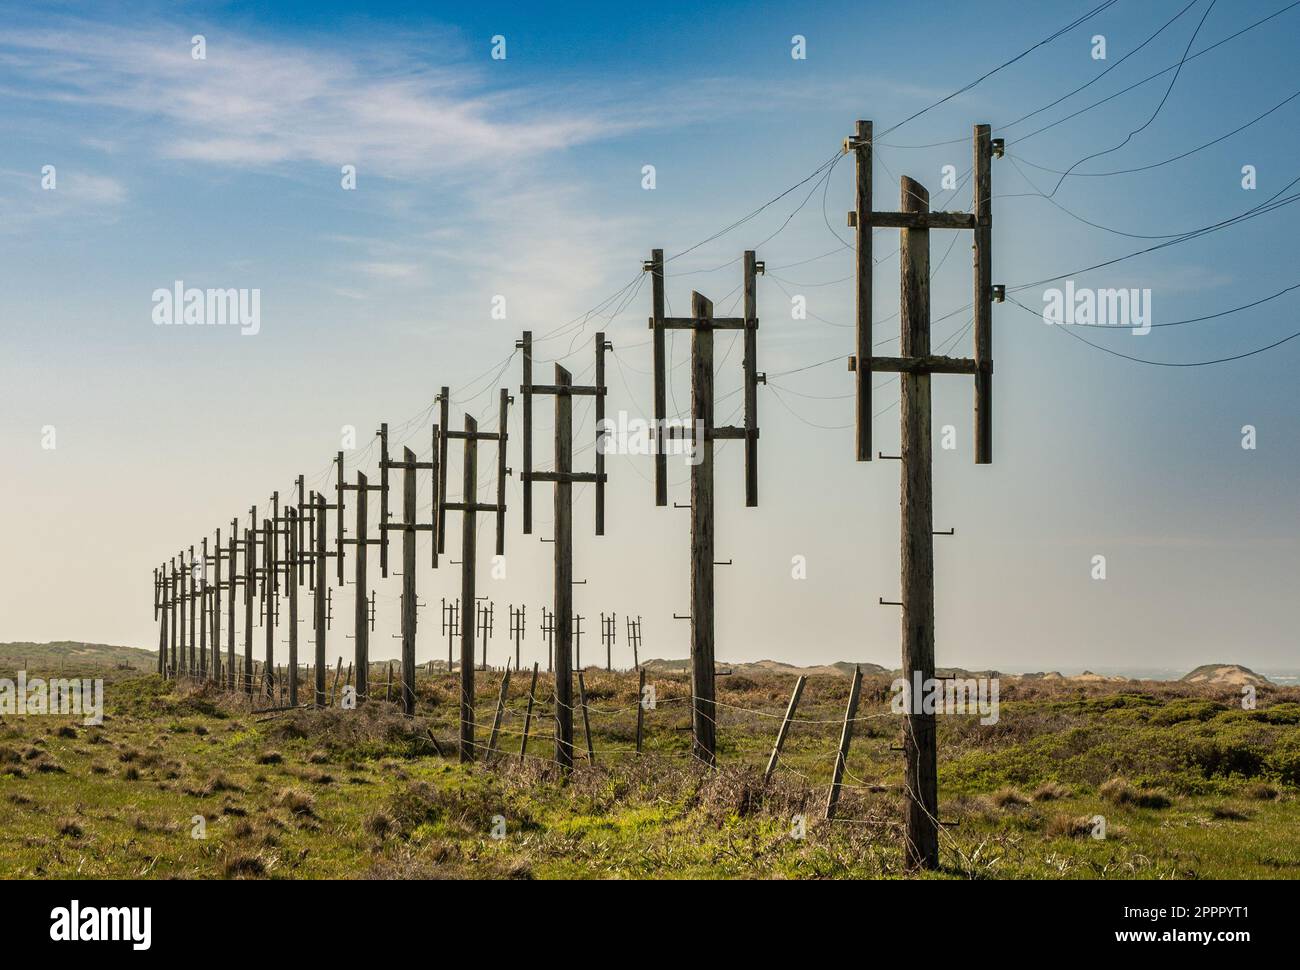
<box><xmin>1</xmin><ymin>669</ymin><xmax>1298</xmax><ymax>878</ymax></box>
<box><xmin>0</xmin><ymin>641</ymin><xmax>156</xmax><ymax>673</ymax></box>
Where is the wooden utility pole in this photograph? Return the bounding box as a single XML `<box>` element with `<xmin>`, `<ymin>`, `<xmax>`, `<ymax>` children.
<box><xmin>600</xmin><ymin>611</ymin><xmax>615</xmax><ymax>671</ymax></box>
<box><xmin>242</xmin><ymin>511</ymin><xmax>259</xmax><ymax>695</ymax></box>
<box><xmin>155</xmin><ymin>567</ymin><xmax>166</xmax><ymax>676</ymax></box>
<box><xmin>520</xmin><ymin>350</ymin><xmax>607</xmax><ymax>771</ymax></box>
<box><xmin>169</xmin><ymin>559</ymin><xmax>179</xmax><ymax>677</ymax></box>
<box><xmin>847</xmin><ymin>120</ymin><xmax>998</xmax><ymax>870</ymax></box>
<box><xmin>285</xmin><ymin>510</ymin><xmax>299</xmax><ymax>706</ymax></box>
<box><xmin>311</xmin><ymin>494</ymin><xmax>335</xmax><ymax>708</ymax></box>
<box><xmin>340</xmin><ymin>470</ymin><xmax>383</xmax><ymax>705</ymax></box>
<box><xmin>635</xmin><ymin>666</ymin><xmax>646</xmax><ymax>753</ymax></box>
<box><xmin>476</xmin><ymin>600</ymin><xmax>494</xmax><ymax>670</ymax></box>
<box><xmin>206</xmin><ymin>532</ymin><xmax>225</xmax><ymax>686</ymax></box>
<box><xmin>689</xmin><ymin>291</ymin><xmax>716</xmax><ymax>764</ymax></box>
<box><xmin>199</xmin><ymin>538</ymin><xmax>208</xmax><ymax>680</ymax></box>
<box><xmin>509</xmin><ymin>604</ymin><xmax>525</xmax><ymax>670</ymax></box>
<box><xmin>178</xmin><ymin>553</ymin><xmax>187</xmax><ymax>677</ymax></box>
<box><xmin>898</xmin><ymin>176</ymin><xmax>938</xmax><ymax>865</ymax></box>
<box><xmin>441</xmin><ymin>597</ymin><xmax>459</xmax><ymax>673</ymax></box>
<box><xmin>440</xmin><ymin>394</ymin><xmax>510</xmax><ymax>761</ymax></box>
<box><xmin>225</xmin><ymin>524</ymin><xmax>237</xmax><ymax>690</ymax></box>
<box><xmin>850</xmin><ymin>119</ymin><xmax>873</xmax><ymax>461</ymax></box>
<box><xmin>541</xmin><ymin>607</ymin><xmax>554</xmax><ymax>673</ymax></box>
<box><xmin>261</xmin><ymin>520</ymin><xmax>275</xmax><ymax>697</ymax></box>
<box><xmin>626</xmin><ymin>615</ymin><xmax>642</xmax><ymax>669</ymax></box>
<box><xmin>380</xmin><ymin>444</ymin><xmax>439</xmax><ymax>716</ymax></box>
<box><xmin>644</xmin><ymin>253</ymin><xmax>762</xmax><ymax>767</ymax></box>
<box><xmin>187</xmin><ymin>546</ymin><xmax>197</xmax><ymax>675</ymax></box>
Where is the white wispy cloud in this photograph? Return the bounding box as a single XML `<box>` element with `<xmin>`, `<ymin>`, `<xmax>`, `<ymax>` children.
<box><xmin>0</xmin><ymin>22</ymin><xmax>614</xmax><ymax>178</ymax></box>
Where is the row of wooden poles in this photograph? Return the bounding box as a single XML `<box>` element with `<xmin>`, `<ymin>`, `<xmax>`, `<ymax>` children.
<box><xmin>170</xmin><ymin>655</ymin><xmax>874</xmax><ymax>821</ymax></box>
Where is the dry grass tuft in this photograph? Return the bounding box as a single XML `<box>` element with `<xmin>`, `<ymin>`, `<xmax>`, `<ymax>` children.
<box><xmin>991</xmin><ymin>787</ymin><xmax>1031</xmax><ymax>809</ymax></box>
<box><xmin>57</xmin><ymin>817</ymin><xmax>84</xmax><ymax>838</ymax></box>
<box><xmin>1031</xmin><ymin>781</ymin><xmax>1070</xmax><ymax>802</ymax></box>
<box><xmin>223</xmin><ymin>853</ymin><xmax>266</xmax><ymax>878</ymax></box>
<box><xmin>1100</xmin><ymin>777</ymin><xmax>1172</xmax><ymax>809</ymax></box>
<box><xmin>275</xmin><ymin>788</ymin><xmax>315</xmax><ymax>816</ymax></box>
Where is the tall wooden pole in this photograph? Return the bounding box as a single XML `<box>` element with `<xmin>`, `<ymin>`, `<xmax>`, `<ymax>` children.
<box><xmin>520</xmin><ymin>333</ymin><xmax>533</xmax><ymax>534</ymax></box>
<box><xmin>243</xmin><ymin>528</ymin><xmax>254</xmax><ymax>693</ymax></box>
<box><xmin>437</xmin><ymin>386</ymin><xmax>449</xmax><ymax>554</ymax></box>
<box><xmin>156</xmin><ymin>569</ymin><xmax>167</xmax><ymax>676</ymax></box>
<box><xmin>649</xmin><ymin>249</ymin><xmax>667</xmax><ymax>506</ymax></box>
<box><xmin>314</xmin><ymin>496</ymin><xmax>327</xmax><ymax>708</ymax></box>
<box><xmin>169</xmin><ymin>560</ymin><xmax>178</xmax><ymax>677</ymax></box>
<box><xmin>211</xmin><ymin>534</ymin><xmax>222</xmax><ymax>685</ymax></box>
<box><xmin>595</xmin><ymin>332</ymin><xmax>608</xmax><ymax>533</ymax></box>
<box><xmin>973</xmin><ymin>123</ymin><xmax>994</xmax><ymax>464</ymax></box>
<box><xmin>459</xmin><ymin>414</ymin><xmax>478</xmax><ymax>762</ymax></box>
<box><xmin>226</xmin><ymin>524</ymin><xmax>236</xmax><ymax>690</ymax></box>
<box><xmin>553</xmin><ymin>366</ymin><xmax>575</xmax><ymax>770</ymax></box>
<box><xmin>400</xmin><ymin>447</ymin><xmax>417</xmax><ymax>716</ymax></box>
<box><xmin>899</xmin><ymin>175</ymin><xmax>939</xmax><ymax>869</ymax></box>
<box><xmin>743</xmin><ymin>252</ymin><xmax>759</xmax><ymax>505</ymax></box>
<box><xmin>199</xmin><ymin>539</ymin><xmax>208</xmax><ymax>680</ymax></box>
<box><xmin>243</xmin><ymin>525</ymin><xmax>255</xmax><ymax>693</ymax></box>
<box><xmin>689</xmin><ymin>292</ymin><xmax>717</xmax><ymax>766</ymax></box>
<box><xmin>262</xmin><ymin>521</ymin><xmax>274</xmax><ymax>697</ymax></box>
<box><xmin>354</xmin><ymin>472</ymin><xmax>369</xmax><ymax>703</ymax></box>
<box><xmin>188</xmin><ymin>547</ymin><xmax>197</xmax><ymax>674</ymax></box>
<box><xmin>853</xmin><ymin>119</ymin><xmax>873</xmax><ymax>461</ymax></box>
<box><xmin>287</xmin><ymin>510</ymin><xmax>299</xmax><ymax>707</ymax></box>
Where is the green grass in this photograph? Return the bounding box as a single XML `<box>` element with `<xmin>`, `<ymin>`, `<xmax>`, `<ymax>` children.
<box><xmin>0</xmin><ymin>670</ymin><xmax>1297</xmax><ymax>879</ymax></box>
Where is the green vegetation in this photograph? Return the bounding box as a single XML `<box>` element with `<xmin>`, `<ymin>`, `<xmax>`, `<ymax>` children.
<box><xmin>1</xmin><ymin>669</ymin><xmax>1297</xmax><ymax>879</ymax></box>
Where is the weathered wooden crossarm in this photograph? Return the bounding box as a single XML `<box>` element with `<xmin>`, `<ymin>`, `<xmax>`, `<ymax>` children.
<box><xmin>524</xmin><ymin>471</ymin><xmax>608</xmax><ymax>483</ymax></box>
<box><xmin>443</xmin><ymin>430</ymin><xmax>502</xmax><ymax>441</ymax></box>
<box><xmin>857</xmin><ymin>211</ymin><xmax>976</xmax><ymax>230</ymax></box>
<box><xmin>381</xmin><ymin>460</ymin><xmax>437</xmax><ymax>471</ymax></box>
<box><xmin>440</xmin><ymin>502</ymin><xmax>502</xmax><ymax>512</ymax></box>
<box><xmin>649</xmin><ymin>316</ymin><xmax>755</xmax><ymax>330</ymax></box>
<box><xmin>710</xmin><ymin>426</ymin><xmax>760</xmax><ymax>441</ymax></box>
<box><xmin>379</xmin><ymin>523</ymin><xmax>435</xmax><ymax>532</ymax></box>
<box><xmin>523</xmin><ymin>384</ymin><xmax>605</xmax><ymax>396</ymax></box>
<box><xmin>859</xmin><ymin>355</ymin><xmax>985</xmax><ymax>375</ymax></box>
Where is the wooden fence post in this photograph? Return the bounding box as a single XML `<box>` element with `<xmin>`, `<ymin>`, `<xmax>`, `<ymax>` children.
<box><xmin>486</xmin><ymin>664</ymin><xmax>512</xmax><ymax>760</ymax></box>
<box><xmin>825</xmin><ymin>666</ymin><xmax>863</xmax><ymax>820</ymax></box>
<box><xmin>764</xmin><ymin>675</ymin><xmax>806</xmax><ymax>785</ymax></box>
<box><xmin>519</xmin><ymin>662</ymin><xmax>539</xmax><ymax>763</ymax></box>
<box><xmin>578</xmin><ymin>671</ymin><xmax>595</xmax><ymax>764</ymax></box>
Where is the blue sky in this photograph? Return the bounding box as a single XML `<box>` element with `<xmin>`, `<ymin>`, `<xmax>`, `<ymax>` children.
<box><xmin>2</xmin><ymin>0</ymin><xmax>1297</xmax><ymax>672</ymax></box>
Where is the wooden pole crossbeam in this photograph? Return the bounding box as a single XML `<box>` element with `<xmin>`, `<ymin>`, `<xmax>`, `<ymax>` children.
<box><xmin>649</xmin><ymin>317</ymin><xmax>753</xmax><ymax>330</ymax></box>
